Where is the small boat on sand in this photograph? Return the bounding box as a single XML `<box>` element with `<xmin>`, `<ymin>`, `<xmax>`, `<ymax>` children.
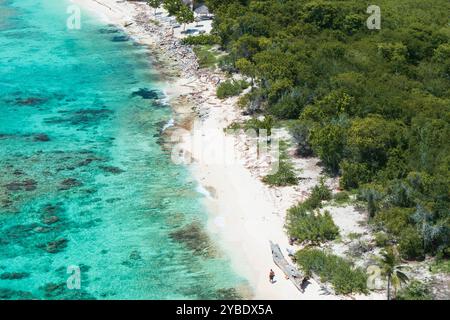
<box><xmin>270</xmin><ymin>241</ymin><xmax>308</xmax><ymax>293</ymax></box>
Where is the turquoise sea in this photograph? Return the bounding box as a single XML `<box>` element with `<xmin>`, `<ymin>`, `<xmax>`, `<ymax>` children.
<box><xmin>0</xmin><ymin>0</ymin><xmax>245</xmax><ymax>299</ymax></box>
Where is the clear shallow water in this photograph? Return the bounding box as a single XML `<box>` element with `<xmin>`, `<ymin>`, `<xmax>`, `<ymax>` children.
<box><xmin>0</xmin><ymin>0</ymin><xmax>245</xmax><ymax>299</ymax></box>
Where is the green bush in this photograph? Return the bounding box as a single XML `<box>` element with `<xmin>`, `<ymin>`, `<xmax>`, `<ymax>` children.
<box><xmin>399</xmin><ymin>227</ymin><xmax>425</xmax><ymax>260</ymax></box>
<box><xmin>396</xmin><ymin>280</ymin><xmax>432</xmax><ymax>300</ymax></box>
<box><xmin>286</xmin><ymin>179</ymin><xmax>337</xmax><ymax>243</ymax></box>
<box><xmin>182</xmin><ymin>34</ymin><xmax>221</xmax><ymax>46</ymax></box>
<box><xmin>295</xmin><ymin>249</ymin><xmax>368</xmax><ymax>295</ymax></box>
<box><xmin>299</xmin><ymin>179</ymin><xmax>332</xmax><ymax>210</ymax></box>
<box><xmin>193</xmin><ymin>45</ymin><xmax>218</xmax><ymax>69</ymax></box>
<box><xmin>216</xmin><ymin>80</ymin><xmax>249</xmax><ymax>99</ymax></box>
<box><xmin>262</xmin><ymin>162</ymin><xmax>298</xmax><ymax>187</ymax></box>
<box><xmin>287</xmin><ymin>209</ymin><xmax>339</xmax><ymax>244</ymax></box>
<box><xmin>333</xmin><ymin>191</ymin><xmax>350</xmax><ymax>204</ymax></box>
<box><xmin>268</xmin><ymin>93</ymin><xmax>305</xmax><ymax>119</ymax></box>
<box><xmin>311</xmin><ymin>179</ymin><xmax>332</xmax><ymax>202</ymax></box>
<box><xmin>262</xmin><ymin>140</ymin><xmax>298</xmax><ymax>187</ymax></box>
<box><xmin>375</xmin><ymin>207</ymin><xmax>415</xmax><ymax>236</ymax></box>
<box><xmin>290</xmin><ymin>120</ymin><xmax>314</xmax><ymax>157</ymax></box>
<box><xmin>374</xmin><ymin>231</ymin><xmax>390</xmax><ymax>247</ymax></box>
<box><xmin>430</xmin><ymin>259</ymin><xmax>450</xmax><ymax>274</ymax></box>
<box><xmin>340</xmin><ymin>160</ymin><xmax>371</xmax><ymax>189</ymax></box>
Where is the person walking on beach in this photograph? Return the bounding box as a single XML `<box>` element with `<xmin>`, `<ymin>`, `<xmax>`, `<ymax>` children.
<box><xmin>269</xmin><ymin>269</ymin><xmax>275</xmax><ymax>283</ymax></box>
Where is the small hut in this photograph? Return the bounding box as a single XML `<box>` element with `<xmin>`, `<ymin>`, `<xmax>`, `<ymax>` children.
<box><xmin>194</xmin><ymin>5</ymin><xmax>211</xmax><ymax>19</ymax></box>
<box><xmin>182</xmin><ymin>0</ymin><xmax>194</xmax><ymax>10</ymax></box>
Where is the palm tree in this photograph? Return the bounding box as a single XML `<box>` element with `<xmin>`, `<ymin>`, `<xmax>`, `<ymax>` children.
<box><xmin>412</xmin><ymin>205</ymin><xmax>448</xmax><ymax>255</ymax></box>
<box><xmin>379</xmin><ymin>246</ymin><xmax>409</xmax><ymax>300</ymax></box>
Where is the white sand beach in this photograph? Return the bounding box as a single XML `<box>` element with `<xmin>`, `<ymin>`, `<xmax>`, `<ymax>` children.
<box><xmin>73</xmin><ymin>0</ymin><xmax>384</xmax><ymax>300</ymax></box>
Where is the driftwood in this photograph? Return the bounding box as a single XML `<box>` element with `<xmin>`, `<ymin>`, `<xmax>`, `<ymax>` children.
<box><xmin>270</xmin><ymin>241</ymin><xmax>307</xmax><ymax>293</ymax></box>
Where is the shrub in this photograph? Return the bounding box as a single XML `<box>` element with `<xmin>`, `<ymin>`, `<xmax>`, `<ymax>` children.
<box><xmin>430</xmin><ymin>259</ymin><xmax>450</xmax><ymax>274</ymax></box>
<box><xmin>290</xmin><ymin>120</ymin><xmax>314</xmax><ymax>157</ymax></box>
<box><xmin>286</xmin><ymin>179</ymin><xmax>337</xmax><ymax>243</ymax></box>
<box><xmin>358</xmin><ymin>184</ymin><xmax>384</xmax><ymax>218</ymax></box>
<box><xmin>193</xmin><ymin>45</ymin><xmax>218</xmax><ymax>69</ymax></box>
<box><xmin>182</xmin><ymin>34</ymin><xmax>221</xmax><ymax>46</ymax></box>
<box><xmin>262</xmin><ymin>141</ymin><xmax>298</xmax><ymax>187</ymax></box>
<box><xmin>262</xmin><ymin>162</ymin><xmax>298</xmax><ymax>186</ymax></box>
<box><xmin>348</xmin><ymin>232</ymin><xmax>363</xmax><ymax>240</ymax></box>
<box><xmin>298</xmin><ymin>179</ymin><xmax>332</xmax><ymax>210</ymax></box>
<box><xmin>333</xmin><ymin>191</ymin><xmax>350</xmax><ymax>204</ymax></box>
<box><xmin>340</xmin><ymin>161</ymin><xmax>371</xmax><ymax>189</ymax></box>
<box><xmin>375</xmin><ymin>207</ymin><xmax>415</xmax><ymax>236</ymax></box>
<box><xmin>216</xmin><ymin>80</ymin><xmax>249</xmax><ymax>99</ymax></box>
<box><xmin>374</xmin><ymin>231</ymin><xmax>390</xmax><ymax>247</ymax></box>
<box><xmin>268</xmin><ymin>94</ymin><xmax>303</xmax><ymax>119</ymax></box>
<box><xmin>310</xmin><ymin>179</ymin><xmax>332</xmax><ymax>202</ymax></box>
<box><xmin>396</xmin><ymin>280</ymin><xmax>432</xmax><ymax>300</ymax></box>
<box><xmin>295</xmin><ymin>249</ymin><xmax>368</xmax><ymax>295</ymax></box>
<box><xmin>287</xmin><ymin>209</ymin><xmax>339</xmax><ymax>244</ymax></box>
<box><xmin>399</xmin><ymin>227</ymin><xmax>425</xmax><ymax>260</ymax></box>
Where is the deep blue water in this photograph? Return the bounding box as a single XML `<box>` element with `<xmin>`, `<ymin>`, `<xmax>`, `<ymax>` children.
<box><xmin>0</xmin><ymin>0</ymin><xmax>244</xmax><ymax>299</ymax></box>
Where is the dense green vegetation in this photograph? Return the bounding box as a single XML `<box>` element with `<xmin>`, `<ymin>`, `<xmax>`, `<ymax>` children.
<box><xmin>192</xmin><ymin>45</ymin><xmax>218</xmax><ymax>68</ymax></box>
<box><xmin>262</xmin><ymin>140</ymin><xmax>298</xmax><ymax>186</ymax></box>
<box><xmin>204</xmin><ymin>0</ymin><xmax>450</xmax><ymax>260</ymax></box>
<box><xmin>216</xmin><ymin>79</ymin><xmax>249</xmax><ymax>99</ymax></box>
<box><xmin>396</xmin><ymin>280</ymin><xmax>432</xmax><ymax>300</ymax></box>
<box><xmin>286</xmin><ymin>180</ymin><xmax>339</xmax><ymax>243</ymax></box>
<box><xmin>182</xmin><ymin>34</ymin><xmax>221</xmax><ymax>46</ymax></box>
<box><xmin>295</xmin><ymin>248</ymin><xmax>368</xmax><ymax>294</ymax></box>
<box><xmin>430</xmin><ymin>258</ymin><xmax>450</xmax><ymax>274</ymax></box>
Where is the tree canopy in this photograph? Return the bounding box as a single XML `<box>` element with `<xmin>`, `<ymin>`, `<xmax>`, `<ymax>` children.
<box><xmin>205</xmin><ymin>0</ymin><xmax>450</xmax><ymax>260</ymax></box>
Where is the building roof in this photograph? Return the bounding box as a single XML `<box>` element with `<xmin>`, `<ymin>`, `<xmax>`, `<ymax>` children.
<box><xmin>194</xmin><ymin>5</ymin><xmax>210</xmax><ymax>15</ymax></box>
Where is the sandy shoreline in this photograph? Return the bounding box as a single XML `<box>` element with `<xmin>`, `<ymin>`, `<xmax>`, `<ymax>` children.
<box><xmin>72</xmin><ymin>0</ymin><xmax>351</xmax><ymax>300</ymax></box>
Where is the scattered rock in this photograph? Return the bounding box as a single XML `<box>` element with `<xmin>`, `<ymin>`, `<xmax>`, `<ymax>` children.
<box><xmin>169</xmin><ymin>222</ymin><xmax>216</xmax><ymax>258</ymax></box>
<box><xmin>42</xmin><ymin>215</ymin><xmax>59</xmax><ymax>225</ymax></box>
<box><xmin>33</xmin><ymin>226</ymin><xmax>51</xmax><ymax>233</ymax></box>
<box><xmin>129</xmin><ymin>250</ymin><xmax>142</xmax><ymax>261</ymax></box>
<box><xmin>213</xmin><ymin>287</ymin><xmax>242</xmax><ymax>300</ymax></box>
<box><xmin>13</xmin><ymin>169</ymin><xmax>24</xmax><ymax>176</ymax></box>
<box><xmin>33</xmin><ymin>133</ymin><xmax>50</xmax><ymax>142</ymax></box>
<box><xmin>99</xmin><ymin>166</ymin><xmax>125</xmax><ymax>174</ymax></box>
<box><xmin>78</xmin><ymin>157</ymin><xmax>102</xmax><ymax>167</ymax></box>
<box><xmin>0</xmin><ymin>288</ymin><xmax>34</xmax><ymax>299</ymax></box>
<box><xmin>111</xmin><ymin>35</ymin><xmax>130</xmax><ymax>42</ymax></box>
<box><xmin>4</xmin><ymin>179</ymin><xmax>37</xmax><ymax>192</ymax></box>
<box><xmin>0</xmin><ymin>272</ymin><xmax>30</xmax><ymax>280</ymax></box>
<box><xmin>59</xmin><ymin>178</ymin><xmax>82</xmax><ymax>190</ymax></box>
<box><xmin>38</xmin><ymin>238</ymin><xmax>68</xmax><ymax>254</ymax></box>
<box><xmin>131</xmin><ymin>88</ymin><xmax>160</xmax><ymax>100</ymax></box>
<box><xmin>15</xmin><ymin>97</ymin><xmax>47</xmax><ymax>106</ymax></box>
